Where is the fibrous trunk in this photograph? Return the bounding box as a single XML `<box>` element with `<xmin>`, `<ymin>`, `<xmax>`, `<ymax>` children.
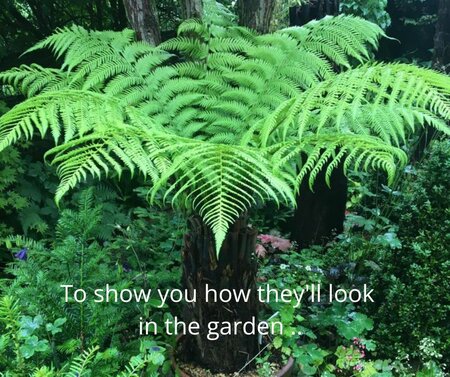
<box><xmin>286</xmin><ymin>162</ymin><xmax>347</xmax><ymax>249</ymax></box>
<box><xmin>286</xmin><ymin>2</ymin><xmax>346</xmax><ymax>249</ymax></box>
<box><xmin>182</xmin><ymin>0</ymin><xmax>203</xmax><ymax>19</ymax></box>
<box><xmin>434</xmin><ymin>0</ymin><xmax>450</xmax><ymax>73</ymax></box>
<box><xmin>237</xmin><ymin>0</ymin><xmax>277</xmax><ymax>34</ymax></box>
<box><xmin>180</xmin><ymin>216</ymin><xmax>259</xmax><ymax>373</ymax></box>
<box><xmin>289</xmin><ymin>0</ymin><xmax>340</xmax><ymax>26</ymax></box>
<box><xmin>122</xmin><ymin>0</ymin><xmax>161</xmax><ymax>45</ymax></box>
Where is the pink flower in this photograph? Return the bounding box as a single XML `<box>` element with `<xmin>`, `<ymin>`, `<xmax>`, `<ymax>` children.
<box><xmin>255</xmin><ymin>244</ymin><xmax>267</xmax><ymax>258</ymax></box>
<box><xmin>270</xmin><ymin>237</ymin><xmax>292</xmax><ymax>251</ymax></box>
<box><xmin>257</xmin><ymin>234</ymin><xmax>274</xmax><ymax>244</ymax></box>
<box><xmin>257</xmin><ymin>234</ymin><xmax>292</xmax><ymax>251</ymax></box>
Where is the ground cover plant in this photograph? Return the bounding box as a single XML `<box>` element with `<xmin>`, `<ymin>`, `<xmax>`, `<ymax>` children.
<box><xmin>0</xmin><ymin>0</ymin><xmax>449</xmax><ymax>376</ymax></box>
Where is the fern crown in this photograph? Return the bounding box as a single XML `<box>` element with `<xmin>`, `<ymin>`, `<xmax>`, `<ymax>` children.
<box><xmin>1</xmin><ymin>11</ymin><xmax>449</xmax><ymax>252</ymax></box>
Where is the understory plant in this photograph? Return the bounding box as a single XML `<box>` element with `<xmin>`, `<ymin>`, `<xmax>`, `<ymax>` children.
<box><xmin>279</xmin><ymin>138</ymin><xmax>449</xmax><ymax>376</ymax></box>
<box><xmin>0</xmin><ymin>188</ymin><xmax>180</xmax><ymax>375</ymax></box>
<box><xmin>257</xmin><ymin>246</ymin><xmax>394</xmax><ymax>377</ymax></box>
<box><xmin>0</xmin><ymin>0</ymin><xmax>449</xmax><ymax>371</ymax></box>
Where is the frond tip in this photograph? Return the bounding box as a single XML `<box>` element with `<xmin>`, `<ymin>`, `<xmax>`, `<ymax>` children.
<box><xmin>150</xmin><ymin>142</ymin><xmax>296</xmax><ymax>253</ymax></box>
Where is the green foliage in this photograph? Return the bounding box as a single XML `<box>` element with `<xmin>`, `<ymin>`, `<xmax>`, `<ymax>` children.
<box><xmin>0</xmin><ymin>100</ymin><xmax>59</xmax><ymax>239</ymax></box>
<box><xmin>340</xmin><ymin>0</ymin><xmax>391</xmax><ymax>30</ymax></box>
<box><xmin>368</xmin><ymin>139</ymin><xmax>450</xmax><ymax>369</ymax></box>
<box><xmin>306</xmin><ymin>139</ymin><xmax>450</xmax><ymax>375</ymax></box>
<box><xmin>258</xmin><ymin>249</ymin><xmax>394</xmax><ymax>376</ymax></box>
<box><xmin>1</xmin><ymin>15</ymin><xmax>448</xmax><ymax>252</ymax></box>
<box><xmin>0</xmin><ymin>187</ymin><xmax>181</xmax><ymax>375</ymax></box>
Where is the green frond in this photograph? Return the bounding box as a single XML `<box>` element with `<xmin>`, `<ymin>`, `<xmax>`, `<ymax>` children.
<box><xmin>0</xmin><ymin>90</ymin><xmax>126</xmax><ymax>150</ymax></box>
<box><xmin>31</xmin><ymin>366</ymin><xmax>56</xmax><ymax>377</ymax></box>
<box><xmin>269</xmin><ymin>134</ymin><xmax>407</xmax><ymax>191</ymax></box>
<box><xmin>256</xmin><ymin>64</ymin><xmax>450</xmax><ymax>146</ymax></box>
<box><xmin>65</xmin><ymin>345</ymin><xmax>99</xmax><ymax>377</ymax></box>
<box><xmin>117</xmin><ymin>355</ymin><xmax>149</xmax><ymax>377</ymax></box>
<box><xmin>150</xmin><ymin>142</ymin><xmax>295</xmax><ymax>253</ymax></box>
<box><xmin>280</xmin><ymin>15</ymin><xmax>385</xmax><ymax>66</ymax></box>
<box><xmin>1</xmin><ymin>15</ymin><xmax>450</xmax><ymax>257</ymax></box>
<box><xmin>0</xmin><ymin>64</ymin><xmax>71</xmax><ymax>97</ymax></box>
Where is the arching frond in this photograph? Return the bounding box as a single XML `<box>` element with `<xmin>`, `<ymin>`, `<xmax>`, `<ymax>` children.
<box><xmin>252</xmin><ymin>64</ymin><xmax>450</xmax><ymax>147</ymax></box>
<box><xmin>65</xmin><ymin>345</ymin><xmax>98</xmax><ymax>377</ymax></box>
<box><xmin>1</xmin><ymin>15</ymin><xmax>449</xmax><ymax>254</ymax></box>
<box><xmin>149</xmin><ymin>142</ymin><xmax>295</xmax><ymax>253</ymax></box>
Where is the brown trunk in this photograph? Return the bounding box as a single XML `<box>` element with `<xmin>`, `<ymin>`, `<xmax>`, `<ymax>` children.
<box><xmin>182</xmin><ymin>0</ymin><xmax>203</xmax><ymax>19</ymax></box>
<box><xmin>287</xmin><ymin>163</ymin><xmax>347</xmax><ymax>248</ymax></box>
<box><xmin>179</xmin><ymin>216</ymin><xmax>259</xmax><ymax>373</ymax></box>
<box><xmin>237</xmin><ymin>0</ymin><xmax>277</xmax><ymax>34</ymax></box>
<box><xmin>433</xmin><ymin>0</ymin><xmax>450</xmax><ymax>73</ymax></box>
<box><xmin>289</xmin><ymin>0</ymin><xmax>340</xmax><ymax>26</ymax></box>
<box><xmin>122</xmin><ymin>0</ymin><xmax>161</xmax><ymax>45</ymax></box>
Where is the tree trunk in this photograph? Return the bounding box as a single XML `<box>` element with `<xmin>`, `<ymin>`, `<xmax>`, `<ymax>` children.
<box><xmin>285</xmin><ymin>3</ymin><xmax>347</xmax><ymax>249</ymax></box>
<box><xmin>286</xmin><ymin>163</ymin><xmax>347</xmax><ymax>248</ymax></box>
<box><xmin>433</xmin><ymin>0</ymin><xmax>450</xmax><ymax>73</ymax></box>
<box><xmin>182</xmin><ymin>0</ymin><xmax>203</xmax><ymax>19</ymax></box>
<box><xmin>237</xmin><ymin>0</ymin><xmax>277</xmax><ymax>34</ymax></box>
<box><xmin>122</xmin><ymin>0</ymin><xmax>161</xmax><ymax>45</ymax></box>
<box><xmin>289</xmin><ymin>0</ymin><xmax>340</xmax><ymax>26</ymax></box>
<box><xmin>179</xmin><ymin>216</ymin><xmax>259</xmax><ymax>373</ymax></box>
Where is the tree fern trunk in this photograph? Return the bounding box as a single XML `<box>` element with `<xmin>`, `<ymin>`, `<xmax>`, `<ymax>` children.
<box><xmin>289</xmin><ymin>0</ymin><xmax>339</xmax><ymax>26</ymax></box>
<box><xmin>123</xmin><ymin>0</ymin><xmax>161</xmax><ymax>45</ymax></box>
<box><xmin>237</xmin><ymin>0</ymin><xmax>277</xmax><ymax>34</ymax></box>
<box><xmin>182</xmin><ymin>0</ymin><xmax>203</xmax><ymax>19</ymax></box>
<box><xmin>434</xmin><ymin>0</ymin><xmax>450</xmax><ymax>73</ymax></box>
<box><xmin>287</xmin><ymin>0</ymin><xmax>346</xmax><ymax>249</ymax></box>
<box><xmin>287</xmin><ymin>164</ymin><xmax>347</xmax><ymax>248</ymax></box>
<box><xmin>179</xmin><ymin>216</ymin><xmax>259</xmax><ymax>373</ymax></box>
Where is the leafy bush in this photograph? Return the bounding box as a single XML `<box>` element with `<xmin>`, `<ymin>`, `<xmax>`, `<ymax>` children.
<box><xmin>369</xmin><ymin>139</ymin><xmax>450</xmax><ymax>369</ymax></box>
<box><xmin>257</xmin><ymin>248</ymin><xmax>394</xmax><ymax>376</ymax></box>
<box><xmin>340</xmin><ymin>0</ymin><xmax>391</xmax><ymax>29</ymax></box>
<box><xmin>0</xmin><ymin>188</ymin><xmax>182</xmax><ymax>375</ymax></box>
<box><xmin>311</xmin><ymin>139</ymin><xmax>450</xmax><ymax>375</ymax></box>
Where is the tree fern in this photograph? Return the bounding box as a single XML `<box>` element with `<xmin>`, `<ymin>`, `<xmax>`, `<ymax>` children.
<box><xmin>1</xmin><ymin>15</ymin><xmax>449</xmax><ymax>252</ymax></box>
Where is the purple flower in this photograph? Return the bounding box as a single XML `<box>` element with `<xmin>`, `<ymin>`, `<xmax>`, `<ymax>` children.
<box><xmin>150</xmin><ymin>346</ymin><xmax>161</xmax><ymax>352</ymax></box>
<box><xmin>14</xmin><ymin>248</ymin><xmax>28</xmax><ymax>261</ymax></box>
<box><xmin>122</xmin><ymin>262</ymin><xmax>131</xmax><ymax>273</ymax></box>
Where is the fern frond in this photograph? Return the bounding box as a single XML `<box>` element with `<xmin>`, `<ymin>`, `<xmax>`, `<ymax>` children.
<box><xmin>147</xmin><ymin>142</ymin><xmax>295</xmax><ymax>252</ymax></box>
<box><xmin>65</xmin><ymin>345</ymin><xmax>99</xmax><ymax>377</ymax></box>
<box><xmin>31</xmin><ymin>366</ymin><xmax>56</xmax><ymax>377</ymax></box>
<box><xmin>117</xmin><ymin>355</ymin><xmax>149</xmax><ymax>377</ymax></box>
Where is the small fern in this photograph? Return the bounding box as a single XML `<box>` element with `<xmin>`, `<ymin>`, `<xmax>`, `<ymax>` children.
<box><xmin>117</xmin><ymin>355</ymin><xmax>149</xmax><ymax>377</ymax></box>
<box><xmin>65</xmin><ymin>345</ymin><xmax>99</xmax><ymax>377</ymax></box>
